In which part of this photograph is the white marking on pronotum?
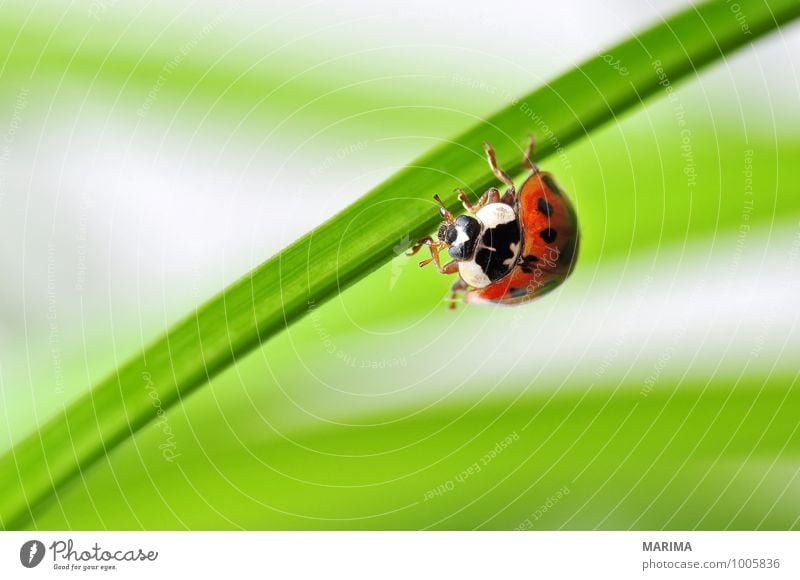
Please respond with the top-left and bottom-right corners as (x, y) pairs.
(459, 260), (491, 288)
(453, 227), (470, 246)
(476, 203), (516, 228)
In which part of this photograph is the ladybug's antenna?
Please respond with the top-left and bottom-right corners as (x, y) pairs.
(433, 194), (454, 223)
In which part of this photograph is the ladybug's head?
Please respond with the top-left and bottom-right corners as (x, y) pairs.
(429, 195), (481, 262)
(437, 215), (480, 261)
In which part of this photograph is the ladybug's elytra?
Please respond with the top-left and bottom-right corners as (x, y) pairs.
(408, 137), (579, 308)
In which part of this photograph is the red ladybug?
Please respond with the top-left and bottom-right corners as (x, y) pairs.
(408, 137), (579, 308)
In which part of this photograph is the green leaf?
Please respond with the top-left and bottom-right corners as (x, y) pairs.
(2, 0), (799, 530)
(31, 374), (800, 530)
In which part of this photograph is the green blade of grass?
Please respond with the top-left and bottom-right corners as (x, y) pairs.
(30, 376), (800, 530)
(2, 0), (799, 530)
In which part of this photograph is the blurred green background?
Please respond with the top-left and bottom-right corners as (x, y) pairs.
(1, 0), (799, 529)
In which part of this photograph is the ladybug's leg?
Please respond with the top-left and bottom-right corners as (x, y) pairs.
(455, 186), (500, 213)
(439, 260), (459, 274)
(407, 236), (437, 258)
(483, 142), (516, 194)
(449, 278), (468, 310)
(522, 133), (540, 174)
(407, 237), (458, 275)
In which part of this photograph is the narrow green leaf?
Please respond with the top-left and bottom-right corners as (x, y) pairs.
(2, 0), (799, 529)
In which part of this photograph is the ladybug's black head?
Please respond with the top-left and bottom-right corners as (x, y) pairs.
(438, 215), (480, 261)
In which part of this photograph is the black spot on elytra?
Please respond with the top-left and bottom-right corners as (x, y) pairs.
(509, 287), (528, 298)
(542, 174), (561, 195)
(540, 228), (557, 244)
(537, 197), (553, 217)
(519, 255), (539, 273)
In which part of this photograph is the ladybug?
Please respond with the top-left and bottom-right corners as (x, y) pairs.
(408, 137), (579, 308)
